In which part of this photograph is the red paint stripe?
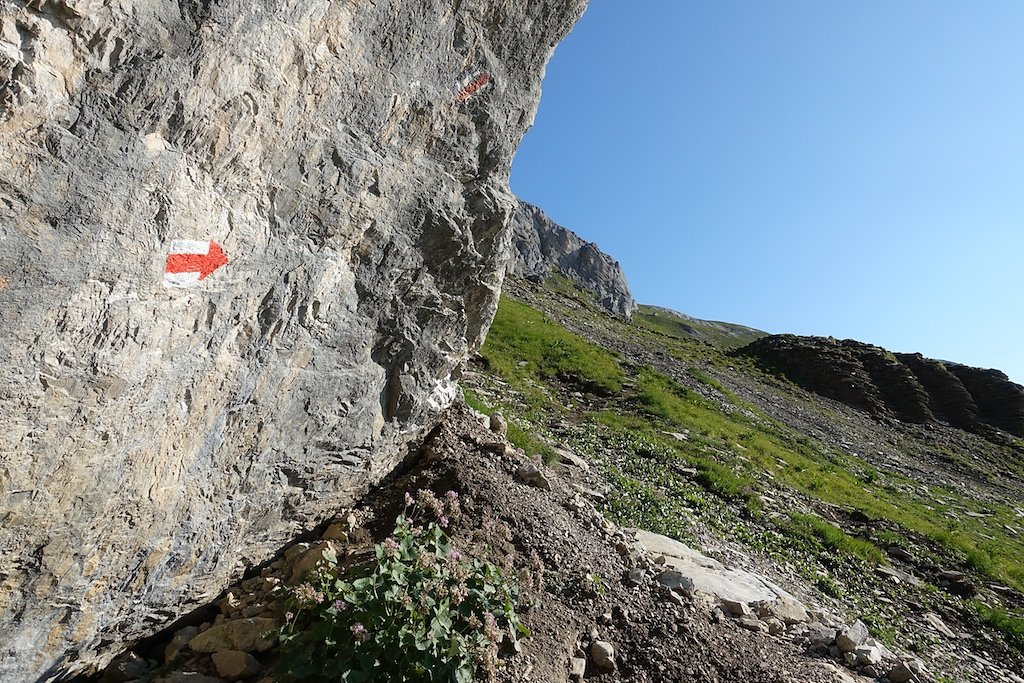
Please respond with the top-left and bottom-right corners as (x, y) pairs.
(457, 72), (491, 102)
(166, 252), (209, 274)
(164, 241), (228, 279)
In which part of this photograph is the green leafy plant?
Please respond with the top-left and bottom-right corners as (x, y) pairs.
(582, 571), (605, 597)
(783, 512), (885, 564)
(278, 490), (528, 682)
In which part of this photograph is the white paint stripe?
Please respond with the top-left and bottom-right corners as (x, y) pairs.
(163, 272), (200, 288)
(456, 71), (483, 90)
(169, 239), (210, 255)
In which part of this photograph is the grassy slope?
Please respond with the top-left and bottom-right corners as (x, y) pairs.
(464, 289), (1024, 674)
(634, 304), (767, 350)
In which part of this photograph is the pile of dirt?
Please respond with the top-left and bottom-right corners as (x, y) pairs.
(95, 402), (861, 683)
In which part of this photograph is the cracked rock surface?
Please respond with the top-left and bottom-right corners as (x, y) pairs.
(0, 0), (586, 679)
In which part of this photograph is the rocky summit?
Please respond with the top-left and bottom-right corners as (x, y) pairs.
(508, 200), (636, 319)
(0, 0), (585, 679)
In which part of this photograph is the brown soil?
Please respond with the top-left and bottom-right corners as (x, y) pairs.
(372, 405), (847, 683)
(111, 403), (863, 683)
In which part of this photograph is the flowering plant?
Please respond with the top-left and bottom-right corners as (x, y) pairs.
(277, 490), (528, 682)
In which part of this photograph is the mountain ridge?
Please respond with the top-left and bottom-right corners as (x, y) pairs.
(508, 200), (637, 319)
(735, 335), (1024, 442)
(516, 209), (1023, 443)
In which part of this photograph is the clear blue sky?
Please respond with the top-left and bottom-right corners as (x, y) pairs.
(510, 2), (1024, 384)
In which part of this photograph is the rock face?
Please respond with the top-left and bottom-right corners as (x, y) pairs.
(735, 336), (1024, 439)
(0, 1), (586, 679)
(508, 200), (636, 318)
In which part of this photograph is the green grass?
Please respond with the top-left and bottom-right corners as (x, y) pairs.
(633, 305), (765, 350)
(784, 512), (884, 564)
(462, 387), (492, 416)
(482, 296), (624, 396)
(975, 603), (1024, 652)
(462, 387), (558, 465)
(476, 295), (1024, 594)
(593, 410), (761, 516)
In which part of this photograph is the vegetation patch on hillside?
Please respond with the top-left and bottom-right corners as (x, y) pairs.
(468, 288), (1024, 672)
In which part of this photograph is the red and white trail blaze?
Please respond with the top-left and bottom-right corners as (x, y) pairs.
(163, 239), (228, 288)
(456, 71), (491, 102)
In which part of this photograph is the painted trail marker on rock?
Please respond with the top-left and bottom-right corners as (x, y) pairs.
(164, 239), (228, 288)
(455, 71), (491, 102)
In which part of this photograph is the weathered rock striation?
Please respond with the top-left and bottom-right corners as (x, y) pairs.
(508, 200), (636, 318)
(735, 335), (1024, 439)
(0, 1), (586, 679)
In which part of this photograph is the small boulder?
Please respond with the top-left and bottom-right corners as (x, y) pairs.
(923, 611), (956, 639)
(590, 640), (616, 671)
(936, 569), (976, 597)
(756, 596), (809, 625)
(289, 541), (337, 583)
(737, 615), (765, 632)
(806, 622), (837, 647)
(218, 590), (242, 616)
(624, 568), (644, 587)
(721, 599), (751, 617)
(164, 626), (200, 662)
(489, 412), (508, 435)
(188, 618), (278, 654)
(212, 651), (261, 680)
(516, 463), (552, 490)
(102, 651), (150, 682)
(888, 662), (916, 683)
(656, 570), (695, 597)
(854, 643), (882, 665)
(569, 656), (587, 680)
(555, 447), (590, 471)
(887, 545), (916, 563)
(836, 620), (869, 653)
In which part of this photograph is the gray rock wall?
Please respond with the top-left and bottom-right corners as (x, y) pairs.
(509, 200), (636, 318)
(0, 1), (586, 679)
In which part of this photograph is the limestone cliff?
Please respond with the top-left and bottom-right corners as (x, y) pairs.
(508, 200), (636, 318)
(0, 0), (586, 679)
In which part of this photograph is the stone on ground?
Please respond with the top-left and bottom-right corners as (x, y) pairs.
(633, 530), (809, 619)
(188, 618), (277, 654)
(836, 620), (869, 653)
(590, 640), (616, 670)
(212, 651), (261, 680)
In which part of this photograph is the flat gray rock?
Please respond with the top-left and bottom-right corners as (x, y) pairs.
(634, 530), (809, 614)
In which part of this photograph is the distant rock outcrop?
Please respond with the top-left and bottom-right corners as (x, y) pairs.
(508, 201), (637, 318)
(735, 336), (1024, 439)
(0, 1), (586, 679)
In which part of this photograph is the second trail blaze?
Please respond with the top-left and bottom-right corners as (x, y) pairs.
(456, 71), (491, 102)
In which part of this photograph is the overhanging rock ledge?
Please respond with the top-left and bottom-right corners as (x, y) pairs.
(0, 0), (587, 679)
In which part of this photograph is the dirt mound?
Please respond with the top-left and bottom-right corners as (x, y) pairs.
(96, 403), (857, 682)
